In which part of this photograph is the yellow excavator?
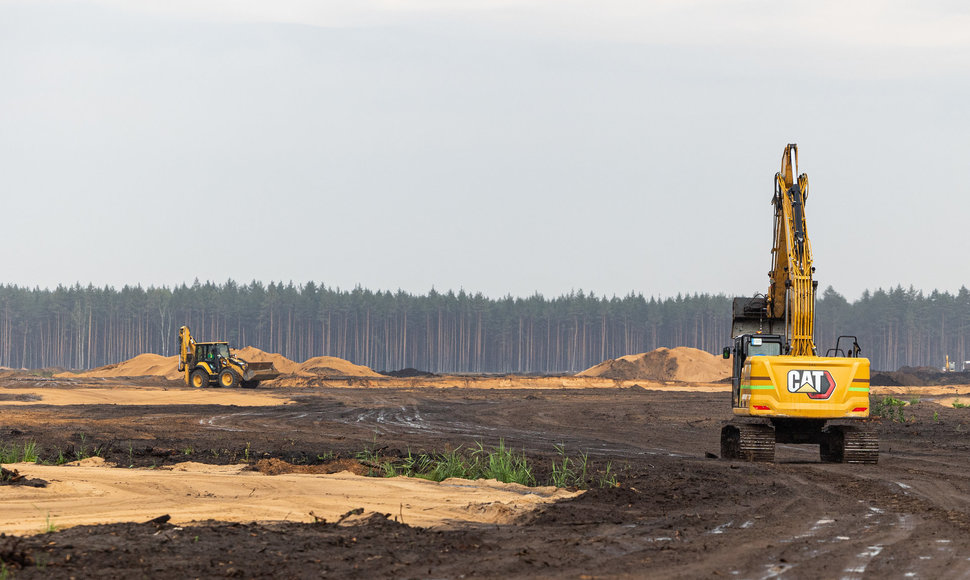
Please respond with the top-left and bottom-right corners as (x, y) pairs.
(177, 326), (280, 388)
(721, 144), (877, 463)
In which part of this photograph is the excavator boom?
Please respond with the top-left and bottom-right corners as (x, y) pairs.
(768, 144), (816, 356)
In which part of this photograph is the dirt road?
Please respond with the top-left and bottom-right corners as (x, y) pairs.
(2, 377), (969, 578)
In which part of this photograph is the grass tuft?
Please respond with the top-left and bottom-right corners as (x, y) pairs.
(872, 396), (906, 422)
(44, 512), (57, 533)
(0, 440), (41, 464)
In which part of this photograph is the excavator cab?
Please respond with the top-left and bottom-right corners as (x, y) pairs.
(726, 334), (784, 407)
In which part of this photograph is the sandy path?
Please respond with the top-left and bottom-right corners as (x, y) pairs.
(0, 387), (291, 406)
(0, 461), (578, 536)
(871, 385), (970, 396)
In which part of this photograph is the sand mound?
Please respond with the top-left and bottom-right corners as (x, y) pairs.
(232, 347), (301, 375)
(297, 356), (382, 378)
(577, 347), (730, 382)
(254, 458), (369, 476)
(55, 353), (182, 381)
(55, 347), (381, 380)
(230, 348), (381, 378)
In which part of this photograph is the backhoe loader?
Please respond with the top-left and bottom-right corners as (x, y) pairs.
(177, 326), (280, 388)
(721, 144), (877, 464)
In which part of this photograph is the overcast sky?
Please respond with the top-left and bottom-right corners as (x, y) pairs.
(2, 1), (968, 300)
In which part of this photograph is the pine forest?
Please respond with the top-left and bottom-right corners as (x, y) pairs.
(0, 281), (966, 373)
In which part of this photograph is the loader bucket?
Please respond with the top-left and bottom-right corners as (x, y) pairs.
(242, 361), (281, 382)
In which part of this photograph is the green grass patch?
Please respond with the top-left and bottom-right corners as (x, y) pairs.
(377, 440), (534, 486)
(0, 440), (40, 464)
(872, 396), (907, 422)
(953, 399), (969, 409)
(361, 439), (618, 489)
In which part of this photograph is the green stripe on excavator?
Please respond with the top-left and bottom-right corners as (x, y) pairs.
(742, 385), (775, 390)
(848, 387), (870, 392)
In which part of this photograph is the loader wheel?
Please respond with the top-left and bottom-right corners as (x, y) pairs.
(218, 369), (240, 388)
(190, 369), (209, 388)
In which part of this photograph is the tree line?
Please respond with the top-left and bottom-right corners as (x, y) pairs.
(0, 281), (965, 373)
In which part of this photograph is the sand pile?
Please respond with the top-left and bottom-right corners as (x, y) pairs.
(577, 347), (731, 382)
(297, 356), (382, 378)
(56, 347), (382, 380)
(56, 354), (183, 381)
(232, 347), (301, 375)
(231, 348), (382, 377)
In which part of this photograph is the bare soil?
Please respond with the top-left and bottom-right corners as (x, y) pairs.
(2, 376), (970, 578)
(872, 366), (970, 386)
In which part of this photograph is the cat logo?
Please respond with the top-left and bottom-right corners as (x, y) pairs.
(786, 369), (837, 400)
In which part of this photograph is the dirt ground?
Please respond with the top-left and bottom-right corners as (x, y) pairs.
(3, 376), (970, 578)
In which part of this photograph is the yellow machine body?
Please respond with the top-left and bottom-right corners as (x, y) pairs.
(177, 325), (279, 388)
(722, 145), (877, 463)
(735, 355), (870, 419)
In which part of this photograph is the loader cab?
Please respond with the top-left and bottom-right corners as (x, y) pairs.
(195, 342), (231, 366)
(723, 334), (784, 406)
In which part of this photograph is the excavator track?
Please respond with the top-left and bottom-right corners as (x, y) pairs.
(820, 425), (878, 464)
(720, 423), (775, 462)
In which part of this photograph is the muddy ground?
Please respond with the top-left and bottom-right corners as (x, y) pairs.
(2, 377), (970, 578)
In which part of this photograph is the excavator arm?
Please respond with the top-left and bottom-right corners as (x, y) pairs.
(767, 144), (817, 356)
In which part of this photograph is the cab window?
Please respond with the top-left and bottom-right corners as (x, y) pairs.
(747, 338), (781, 356)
